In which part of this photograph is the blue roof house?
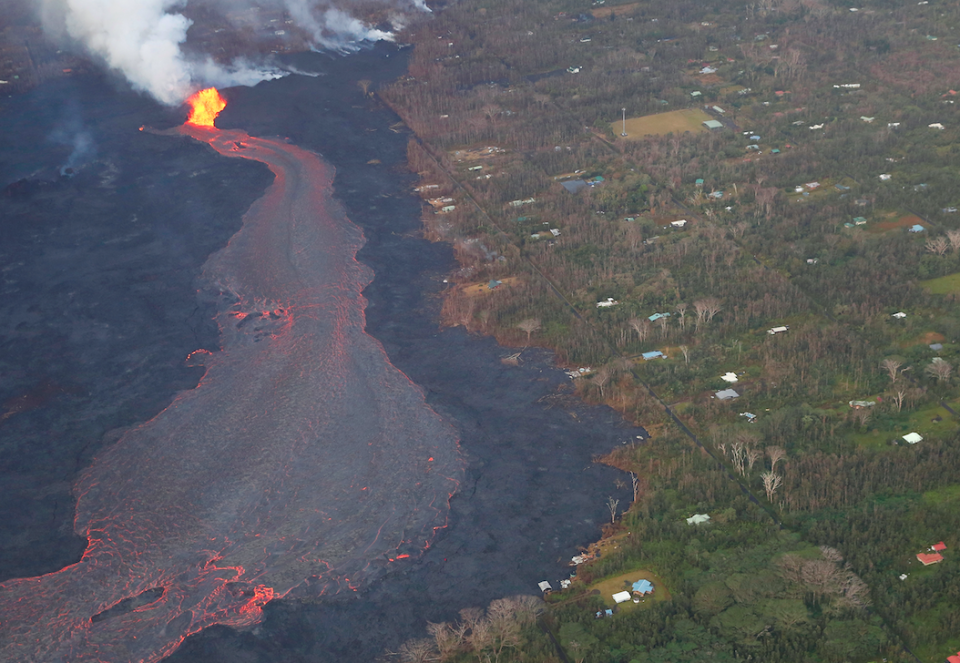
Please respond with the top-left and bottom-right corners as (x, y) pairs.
(632, 579), (654, 594)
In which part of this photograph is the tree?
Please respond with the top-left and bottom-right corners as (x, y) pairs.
(880, 358), (902, 383)
(761, 472), (782, 501)
(746, 447), (762, 472)
(397, 638), (437, 663)
(607, 496), (619, 523)
(730, 442), (747, 475)
(517, 318), (541, 343)
(925, 358), (952, 383)
(925, 236), (949, 256)
(628, 317), (650, 343)
(948, 229), (960, 252)
(766, 446), (786, 470)
(358, 79), (373, 96)
(591, 364), (614, 399)
(679, 344), (690, 364)
(676, 302), (688, 330)
(892, 388), (906, 412)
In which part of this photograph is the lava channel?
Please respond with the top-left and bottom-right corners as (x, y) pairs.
(0, 124), (462, 663)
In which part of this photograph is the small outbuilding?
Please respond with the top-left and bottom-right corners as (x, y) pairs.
(686, 513), (711, 525)
(538, 581), (553, 594)
(721, 372), (738, 383)
(612, 591), (633, 604)
(903, 432), (923, 444)
(716, 389), (739, 400)
(703, 119), (724, 130)
(642, 351), (666, 361)
(932, 541), (947, 552)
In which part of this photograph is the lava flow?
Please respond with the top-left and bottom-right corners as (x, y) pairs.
(185, 87), (227, 127)
(0, 125), (462, 662)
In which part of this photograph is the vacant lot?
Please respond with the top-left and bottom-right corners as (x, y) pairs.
(614, 109), (713, 139)
(920, 272), (960, 295)
(591, 2), (641, 18)
(867, 213), (924, 234)
(590, 569), (670, 612)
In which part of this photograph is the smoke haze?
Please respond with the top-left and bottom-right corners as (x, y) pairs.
(38, 0), (424, 105)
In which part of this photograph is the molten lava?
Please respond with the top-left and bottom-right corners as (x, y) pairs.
(186, 88), (226, 127)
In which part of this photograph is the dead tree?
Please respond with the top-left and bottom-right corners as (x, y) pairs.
(516, 318), (541, 344)
(675, 302), (688, 330)
(766, 446), (786, 470)
(631, 472), (640, 501)
(880, 358), (902, 384)
(607, 496), (620, 523)
(628, 317), (650, 343)
(746, 447), (762, 472)
(761, 472), (782, 501)
(926, 236), (950, 256)
(948, 229), (960, 252)
(730, 442), (747, 476)
(893, 389), (907, 412)
(679, 345), (690, 365)
(925, 358), (952, 383)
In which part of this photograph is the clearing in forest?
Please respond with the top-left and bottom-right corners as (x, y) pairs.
(591, 2), (641, 18)
(867, 213), (924, 234)
(614, 109), (712, 139)
(920, 272), (960, 295)
(590, 569), (671, 612)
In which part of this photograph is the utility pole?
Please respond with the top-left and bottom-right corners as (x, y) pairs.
(621, 107), (627, 136)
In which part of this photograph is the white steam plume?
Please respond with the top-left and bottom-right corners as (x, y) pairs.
(39, 0), (428, 105)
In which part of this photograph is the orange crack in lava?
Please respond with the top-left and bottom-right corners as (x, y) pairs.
(185, 88), (226, 127)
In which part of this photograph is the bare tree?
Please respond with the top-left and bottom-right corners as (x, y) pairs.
(397, 638), (438, 663)
(892, 388), (907, 412)
(703, 297), (722, 322)
(766, 446), (786, 470)
(679, 345), (690, 365)
(926, 236), (950, 256)
(819, 545), (844, 563)
(657, 315), (669, 339)
(516, 318), (541, 344)
(628, 317), (650, 343)
(607, 496), (620, 523)
(925, 358), (952, 383)
(746, 447), (762, 472)
(358, 79), (373, 96)
(631, 472), (640, 501)
(693, 300), (709, 332)
(948, 229), (960, 252)
(761, 472), (782, 501)
(730, 442), (747, 476)
(591, 364), (614, 399)
(880, 358), (902, 383)
(675, 302), (688, 331)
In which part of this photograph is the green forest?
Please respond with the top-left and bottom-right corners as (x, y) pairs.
(377, 0), (960, 659)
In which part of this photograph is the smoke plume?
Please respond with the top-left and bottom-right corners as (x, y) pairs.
(38, 0), (425, 105)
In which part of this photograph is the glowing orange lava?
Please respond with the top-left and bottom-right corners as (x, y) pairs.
(185, 88), (227, 127)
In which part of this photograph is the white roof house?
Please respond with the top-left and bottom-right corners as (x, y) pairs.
(686, 514), (711, 525)
(716, 389), (739, 400)
(721, 372), (738, 383)
(612, 591), (633, 604)
(671, 219), (687, 228)
(597, 298), (620, 308)
(538, 581), (553, 593)
(929, 123), (945, 130)
(892, 312), (907, 319)
(903, 432), (923, 444)
(768, 326), (789, 334)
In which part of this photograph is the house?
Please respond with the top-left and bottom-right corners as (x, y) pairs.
(587, 176), (605, 185)
(909, 224), (925, 232)
(892, 312), (907, 318)
(806, 182), (820, 189)
(550, 228), (561, 237)
(849, 400), (875, 409)
(538, 581), (553, 594)
(632, 579), (654, 596)
(509, 198), (536, 207)
(768, 326), (789, 334)
(695, 178), (704, 186)
(929, 123), (945, 130)
(712, 105), (726, 114)
(440, 205), (457, 213)
(903, 432), (923, 444)
(708, 191), (724, 199)
(686, 513), (711, 525)
(642, 350), (665, 361)
(597, 298), (620, 308)
(671, 219), (688, 228)
(721, 372), (738, 383)
(562, 179), (588, 193)
(948, 652), (960, 663)
(771, 148), (781, 154)
(879, 174), (891, 181)
(888, 122), (900, 128)
(648, 312), (671, 322)
(930, 343), (943, 351)
(488, 280), (502, 290)
(740, 412), (757, 422)
(566, 66), (581, 74)
(853, 217), (867, 225)
(860, 116), (875, 123)
(932, 541), (947, 552)
(917, 552), (943, 566)
(703, 119), (724, 130)
(612, 591), (633, 604)
(750, 134), (761, 141)
(807, 258), (818, 264)
(691, 90), (702, 97)
(560, 579), (572, 589)
(716, 388), (739, 400)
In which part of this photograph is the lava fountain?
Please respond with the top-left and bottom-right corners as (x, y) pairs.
(185, 87), (227, 127)
(0, 112), (462, 662)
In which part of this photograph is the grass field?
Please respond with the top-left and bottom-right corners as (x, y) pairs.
(867, 213), (924, 234)
(853, 404), (959, 449)
(590, 569), (670, 612)
(614, 109), (713, 139)
(920, 272), (960, 295)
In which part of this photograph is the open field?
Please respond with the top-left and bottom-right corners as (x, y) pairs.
(614, 109), (712, 139)
(590, 569), (670, 612)
(591, 2), (641, 18)
(920, 272), (960, 295)
(867, 213), (924, 234)
(853, 404), (959, 449)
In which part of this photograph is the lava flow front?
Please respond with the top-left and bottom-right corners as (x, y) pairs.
(185, 87), (227, 127)
(0, 126), (462, 662)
